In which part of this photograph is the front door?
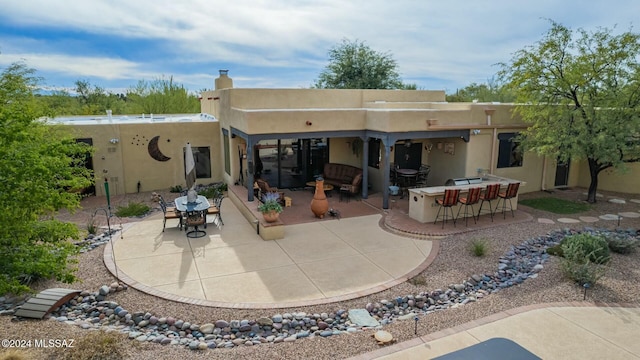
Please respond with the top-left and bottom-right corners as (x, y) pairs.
(554, 159), (570, 187)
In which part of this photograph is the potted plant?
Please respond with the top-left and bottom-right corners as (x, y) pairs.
(257, 192), (283, 223)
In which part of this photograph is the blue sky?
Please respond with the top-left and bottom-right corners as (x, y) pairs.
(1, 0), (638, 95)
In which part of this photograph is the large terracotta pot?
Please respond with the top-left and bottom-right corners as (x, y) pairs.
(310, 178), (329, 218)
(262, 210), (280, 223)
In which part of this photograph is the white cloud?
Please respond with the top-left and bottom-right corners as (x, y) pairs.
(1, 0), (639, 91)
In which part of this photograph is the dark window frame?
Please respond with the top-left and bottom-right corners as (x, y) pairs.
(497, 133), (523, 168)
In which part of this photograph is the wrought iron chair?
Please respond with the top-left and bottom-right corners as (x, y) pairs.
(158, 194), (182, 231)
(207, 195), (225, 226)
(495, 182), (521, 219)
(414, 165), (430, 188)
(184, 210), (206, 238)
(477, 183), (501, 222)
(434, 188), (461, 229)
(456, 187), (482, 226)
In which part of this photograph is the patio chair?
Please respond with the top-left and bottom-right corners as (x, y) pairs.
(158, 195), (182, 231)
(207, 194), (224, 226)
(495, 182), (521, 219)
(456, 187), (482, 226)
(434, 188), (460, 229)
(255, 178), (285, 205)
(477, 183), (501, 222)
(184, 210), (206, 238)
(414, 165), (430, 188)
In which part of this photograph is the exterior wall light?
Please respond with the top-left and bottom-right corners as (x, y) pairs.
(109, 138), (120, 144)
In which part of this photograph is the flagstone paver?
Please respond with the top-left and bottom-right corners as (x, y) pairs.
(600, 214), (622, 221)
(578, 216), (600, 223)
(630, 199), (640, 204)
(537, 218), (555, 224)
(619, 212), (640, 218)
(608, 198), (626, 204)
(557, 218), (581, 224)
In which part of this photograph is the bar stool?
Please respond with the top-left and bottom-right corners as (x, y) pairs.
(434, 188), (460, 228)
(456, 187), (482, 226)
(495, 182), (521, 219)
(477, 183), (501, 222)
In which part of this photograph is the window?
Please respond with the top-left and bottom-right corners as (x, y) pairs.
(185, 146), (212, 178)
(368, 138), (381, 168)
(497, 133), (523, 168)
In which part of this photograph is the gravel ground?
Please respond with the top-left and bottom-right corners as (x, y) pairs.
(1, 188), (639, 360)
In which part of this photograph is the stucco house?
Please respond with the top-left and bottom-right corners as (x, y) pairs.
(52, 71), (640, 211)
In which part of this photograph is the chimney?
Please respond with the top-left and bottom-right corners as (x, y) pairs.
(215, 69), (233, 90)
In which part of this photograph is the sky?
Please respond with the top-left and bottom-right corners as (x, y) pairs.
(0, 0), (638, 95)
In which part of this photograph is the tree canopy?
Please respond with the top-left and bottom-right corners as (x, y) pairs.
(314, 39), (414, 89)
(0, 62), (93, 294)
(498, 21), (640, 202)
(446, 78), (515, 102)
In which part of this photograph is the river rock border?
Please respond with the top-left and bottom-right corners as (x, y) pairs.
(1, 227), (638, 351)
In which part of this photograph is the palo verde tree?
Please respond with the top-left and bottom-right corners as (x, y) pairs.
(127, 76), (201, 114)
(314, 39), (414, 89)
(0, 62), (94, 294)
(498, 21), (640, 203)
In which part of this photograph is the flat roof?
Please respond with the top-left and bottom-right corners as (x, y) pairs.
(46, 113), (217, 125)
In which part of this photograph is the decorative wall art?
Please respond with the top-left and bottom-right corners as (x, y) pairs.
(444, 142), (455, 155)
(147, 135), (172, 162)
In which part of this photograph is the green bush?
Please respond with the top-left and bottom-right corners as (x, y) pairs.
(606, 233), (639, 254)
(561, 233), (610, 264)
(561, 257), (606, 286)
(169, 185), (183, 193)
(115, 202), (150, 217)
(546, 244), (564, 257)
(470, 238), (488, 257)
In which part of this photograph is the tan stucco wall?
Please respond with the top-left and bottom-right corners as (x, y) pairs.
(68, 121), (222, 196)
(573, 160), (640, 195)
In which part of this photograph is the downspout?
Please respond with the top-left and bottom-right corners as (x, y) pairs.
(485, 108), (497, 174)
(540, 156), (548, 191)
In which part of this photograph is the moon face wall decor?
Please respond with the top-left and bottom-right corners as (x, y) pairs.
(147, 135), (172, 162)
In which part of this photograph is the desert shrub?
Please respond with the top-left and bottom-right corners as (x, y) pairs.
(115, 202), (150, 218)
(86, 215), (98, 235)
(561, 257), (606, 286)
(408, 275), (427, 287)
(560, 233), (609, 286)
(606, 233), (639, 254)
(0, 349), (32, 360)
(470, 238), (488, 257)
(169, 185), (183, 193)
(54, 330), (129, 360)
(546, 244), (564, 257)
(561, 233), (610, 264)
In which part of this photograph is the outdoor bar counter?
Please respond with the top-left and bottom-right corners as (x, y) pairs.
(408, 175), (524, 223)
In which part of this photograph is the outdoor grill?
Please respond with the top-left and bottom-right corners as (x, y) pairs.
(445, 177), (483, 186)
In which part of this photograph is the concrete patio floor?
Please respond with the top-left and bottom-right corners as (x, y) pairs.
(355, 304), (640, 360)
(104, 197), (436, 309)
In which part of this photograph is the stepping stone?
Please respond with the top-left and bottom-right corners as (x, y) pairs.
(600, 214), (621, 221)
(608, 198), (626, 204)
(538, 218), (555, 224)
(619, 212), (640, 218)
(578, 216), (600, 223)
(583, 192), (604, 198)
(630, 199), (640, 204)
(557, 218), (580, 224)
(348, 309), (380, 327)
